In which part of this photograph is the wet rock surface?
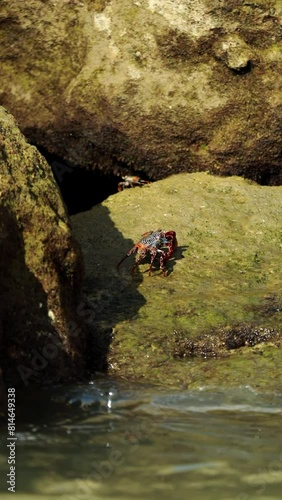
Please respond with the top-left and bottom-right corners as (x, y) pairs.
(71, 173), (282, 388)
(0, 1), (282, 183)
(0, 107), (85, 386)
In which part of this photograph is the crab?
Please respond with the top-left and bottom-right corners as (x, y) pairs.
(118, 175), (151, 191)
(117, 229), (177, 276)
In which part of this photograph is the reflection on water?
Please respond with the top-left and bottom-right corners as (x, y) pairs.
(1, 379), (282, 500)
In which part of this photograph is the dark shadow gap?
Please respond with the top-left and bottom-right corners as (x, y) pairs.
(36, 147), (282, 216)
(37, 148), (152, 215)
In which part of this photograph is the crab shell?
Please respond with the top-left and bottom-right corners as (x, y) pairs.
(117, 229), (177, 276)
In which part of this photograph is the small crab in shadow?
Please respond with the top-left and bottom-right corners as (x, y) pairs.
(117, 175), (151, 191)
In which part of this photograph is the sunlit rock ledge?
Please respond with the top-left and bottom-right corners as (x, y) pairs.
(72, 172), (282, 388)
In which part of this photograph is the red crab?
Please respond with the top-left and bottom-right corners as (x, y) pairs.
(117, 229), (177, 276)
(118, 175), (151, 191)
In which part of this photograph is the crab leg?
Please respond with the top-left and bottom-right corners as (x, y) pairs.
(131, 249), (147, 275)
(148, 247), (159, 276)
(117, 245), (138, 271)
(158, 250), (168, 277)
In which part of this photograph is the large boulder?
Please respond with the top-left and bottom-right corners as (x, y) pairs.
(0, 107), (85, 387)
(0, 0), (282, 183)
(71, 173), (282, 388)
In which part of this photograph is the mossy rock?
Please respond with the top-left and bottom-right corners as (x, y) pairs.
(72, 173), (282, 389)
(1, 1), (282, 182)
(0, 106), (85, 386)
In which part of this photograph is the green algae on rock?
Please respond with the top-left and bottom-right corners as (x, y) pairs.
(0, 107), (85, 385)
(71, 172), (282, 388)
(1, 1), (282, 183)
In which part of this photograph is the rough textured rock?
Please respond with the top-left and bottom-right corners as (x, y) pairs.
(0, 107), (85, 386)
(0, 0), (282, 183)
(71, 173), (282, 388)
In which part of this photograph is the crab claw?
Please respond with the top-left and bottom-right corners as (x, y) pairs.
(164, 231), (178, 259)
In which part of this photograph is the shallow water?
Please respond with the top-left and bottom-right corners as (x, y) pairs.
(1, 378), (282, 499)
